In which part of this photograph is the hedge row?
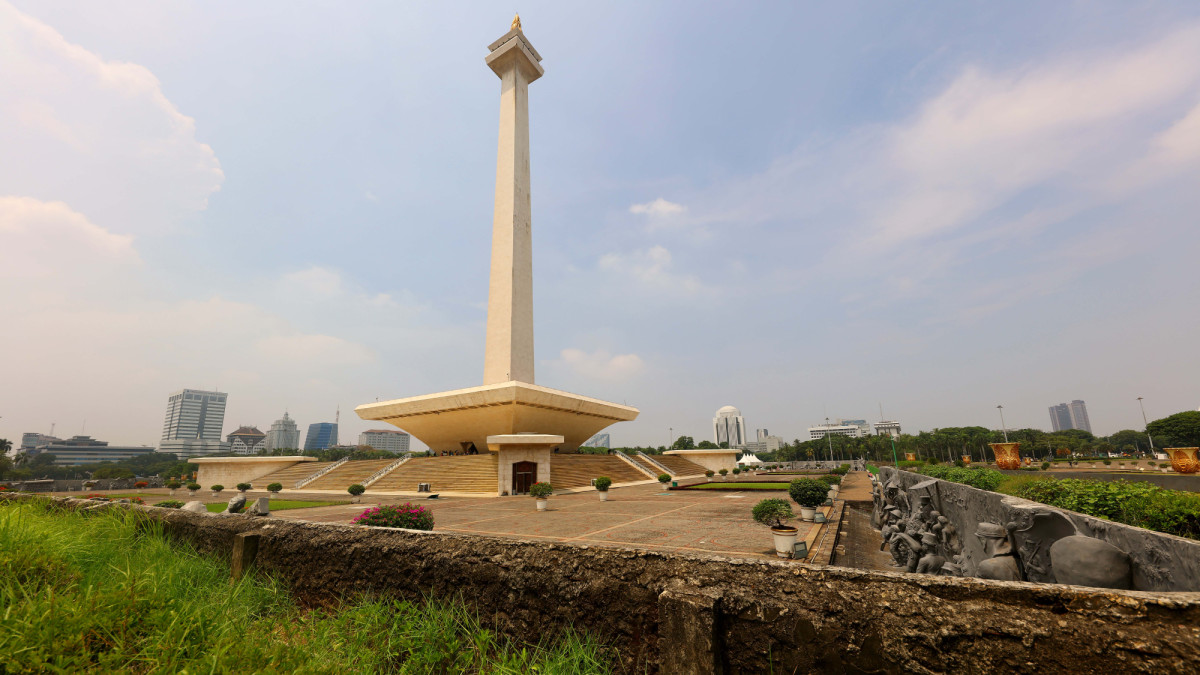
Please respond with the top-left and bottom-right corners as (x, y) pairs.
(914, 465), (1006, 491)
(1006, 478), (1200, 540)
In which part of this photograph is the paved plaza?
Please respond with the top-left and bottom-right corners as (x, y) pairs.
(274, 482), (817, 560)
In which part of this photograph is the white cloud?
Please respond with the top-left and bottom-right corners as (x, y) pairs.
(0, 2), (223, 235)
(597, 245), (701, 294)
(555, 348), (645, 381)
(0, 197), (138, 279)
(256, 334), (374, 367)
(630, 198), (686, 217)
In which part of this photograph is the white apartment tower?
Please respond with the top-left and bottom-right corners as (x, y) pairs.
(359, 429), (411, 454)
(264, 412), (302, 452)
(713, 406), (747, 448)
(159, 388), (229, 456)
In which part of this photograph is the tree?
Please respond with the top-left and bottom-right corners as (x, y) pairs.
(0, 438), (11, 455)
(1147, 411), (1200, 448)
(672, 436), (696, 450)
(696, 440), (718, 449)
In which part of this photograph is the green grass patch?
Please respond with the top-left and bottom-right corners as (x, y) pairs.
(202, 499), (349, 513)
(684, 482), (789, 490)
(0, 499), (612, 673)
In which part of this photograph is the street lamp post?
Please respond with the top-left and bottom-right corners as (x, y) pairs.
(825, 417), (834, 463)
(1137, 397), (1155, 456)
(996, 405), (1009, 443)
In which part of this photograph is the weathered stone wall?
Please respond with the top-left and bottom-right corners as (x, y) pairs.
(9, 494), (1200, 674)
(875, 467), (1200, 592)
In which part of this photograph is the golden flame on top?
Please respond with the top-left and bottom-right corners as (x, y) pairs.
(511, 13), (522, 31)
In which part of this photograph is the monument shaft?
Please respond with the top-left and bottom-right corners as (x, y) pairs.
(483, 28), (543, 385)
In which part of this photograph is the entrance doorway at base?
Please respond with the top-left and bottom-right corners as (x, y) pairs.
(512, 461), (537, 495)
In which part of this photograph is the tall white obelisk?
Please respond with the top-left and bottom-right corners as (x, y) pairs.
(483, 14), (543, 386)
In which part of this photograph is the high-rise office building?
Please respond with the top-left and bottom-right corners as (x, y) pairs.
(227, 426), (267, 455)
(304, 422), (338, 451)
(264, 412), (301, 451)
(713, 406), (747, 448)
(1049, 400), (1091, 434)
(359, 429), (411, 453)
(159, 388), (229, 456)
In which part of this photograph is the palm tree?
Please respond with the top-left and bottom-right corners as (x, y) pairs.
(0, 438), (11, 456)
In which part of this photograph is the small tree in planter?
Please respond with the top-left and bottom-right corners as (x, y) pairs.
(352, 503), (434, 530)
(752, 498), (797, 559)
(657, 473), (671, 487)
(236, 483), (252, 494)
(732, 467), (742, 477)
(1102, 459), (1112, 467)
(594, 476), (612, 501)
(134, 481), (148, 489)
(718, 468), (729, 481)
(210, 485), (224, 497)
(186, 483), (201, 497)
(348, 484), (366, 503)
(165, 481), (181, 497)
(267, 483), (283, 499)
(530, 481), (553, 511)
(788, 478), (828, 521)
(705, 470), (715, 482)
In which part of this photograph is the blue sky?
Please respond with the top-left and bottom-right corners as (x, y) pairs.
(2, 1), (1199, 449)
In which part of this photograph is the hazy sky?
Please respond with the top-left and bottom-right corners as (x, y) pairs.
(3, 1), (1199, 450)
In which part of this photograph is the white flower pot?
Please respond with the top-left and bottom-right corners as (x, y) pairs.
(210, 491), (221, 498)
(800, 506), (816, 522)
(536, 499), (547, 511)
(351, 496), (361, 503)
(598, 492), (608, 502)
(168, 489), (177, 497)
(827, 489), (837, 500)
(269, 493), (278, 500)
(772, 527), (798, 559)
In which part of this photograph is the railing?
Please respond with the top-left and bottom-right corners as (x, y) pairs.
(614, 451), (657, 479)
(362, 457), (409, 488)
(294, 457), (349, 489)
(636, 451), (673, 477)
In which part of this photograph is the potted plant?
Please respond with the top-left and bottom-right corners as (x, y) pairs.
(732, 467), (742, 477)
(236, 482), (252, 494)
(186, 482), (201, 498)
(788, 478), (828, 522)
(165, 480), (181, 497)
(348, 484), (366, 503)
(594, 476), (612, 501)
(718, 468), (729, 481)
(210, 484), (224, 498)
(267, 482), (283, 499)
(752, 498), (797, 559)
(134, 481), (148, 489)
(705, 470), (715, 482)
(657, 473), (671, 487)
(530, 481), (553, 511)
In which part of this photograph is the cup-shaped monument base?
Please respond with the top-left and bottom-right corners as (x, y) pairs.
(990, 442), (1021, 470)
(1168, 448), (1200, 474)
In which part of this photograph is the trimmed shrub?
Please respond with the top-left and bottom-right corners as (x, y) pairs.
(186, 483), (201, 492)
(752, 498), (794, 528)
(348, 484), (366, 496)
(267, 483), (283, 494)
(657, 474), (671, 484)
(817, 474), (842, 487)
(718, 469), (728, 476)
(156, 500), (184, 509)
(1103, 459), (1112, 465)
(594, 476), (612, 492)
(352, 503), (434, 530)
(788, 478), (828, 508)
(705, 470), (715, 478)
(897, 460), (923, 469)
(529, 482), (553, 499)
(236, 483), (252, 491)
(1041, 462), (1051, 471)
(916, 465), (1006, 492)
(1008, 478), (1200, 540)
(732, 468), (742, 476)
(134, 481), (148, 489)
(165, 481), (181, 490)
(210, 485), (224, 492)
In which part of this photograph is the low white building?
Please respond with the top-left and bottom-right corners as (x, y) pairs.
(809, 422), (865, 440)
(359, 429), (411, 454)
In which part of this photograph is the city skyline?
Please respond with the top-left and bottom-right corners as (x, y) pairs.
(3, 2), (1199, 450)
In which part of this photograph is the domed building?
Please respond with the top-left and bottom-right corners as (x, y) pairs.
(713, 405), (747, 449)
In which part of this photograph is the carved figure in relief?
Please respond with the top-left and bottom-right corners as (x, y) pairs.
(916, 532), (947, 575)
(975, 522), (1022, 581)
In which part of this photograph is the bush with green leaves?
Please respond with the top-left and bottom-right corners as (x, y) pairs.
(529, 482), (553, 499)
(732, 468), (741, 476)
(1006, 478), (1200, 540)
(186, 483), (201, 491)
(897, 460), (923, 469)
(348, 484), (366, 496)
(832, 464), (851, 475)
(165, 481), (181, 490)
(155, 500), (184, 509)
(267, 483), (283, 493)
(788, 478), (828, 508)
(705, 470), (715, 478)
(1041, 462), (1051, 471)
(718, 469), (728, 476)
(236, 483), (252, 491)
(1103, 459), (1112, 465)
(657, 474), (671, 484)
(352, 503), (434, 531)
(593, 476), (612, 492)
(817, 474), (841, 487)
(751, 498), (794, 529)
(210, 485), (224, 492)
(916, 465), (1006, 492)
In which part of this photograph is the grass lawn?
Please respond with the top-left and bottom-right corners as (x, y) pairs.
(686, 482), (789, 490)
(0, 499), (612, 673)
(203, 499), (349, 513)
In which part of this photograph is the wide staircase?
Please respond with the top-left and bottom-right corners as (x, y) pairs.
(368, 455), (498, 494)
(301, 459), (396, 491)
(550, 454), (653, 490)
(634, 455), (665, 476)
(656, 455), (708, 477)
(254, 461), (333, 488)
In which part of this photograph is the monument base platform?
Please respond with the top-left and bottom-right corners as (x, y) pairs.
(355, 380), (639, 454)
(663, 449), (739, 473)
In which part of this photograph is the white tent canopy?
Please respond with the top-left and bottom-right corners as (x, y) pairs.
(738, 452), (763, 465)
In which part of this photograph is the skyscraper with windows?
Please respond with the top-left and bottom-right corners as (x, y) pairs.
(359, 429), (411, 453)
(159, 388), (229, 456)
(1049, 400), (1091, 434)
(713, 406), (747, 448)
(304, 422), (338, 451)
(264, 412), (301, 451)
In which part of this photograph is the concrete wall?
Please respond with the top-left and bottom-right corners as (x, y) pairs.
(15, 494), (1200, 674)
(192, 456), (313, 487)
(877, 467), (1200, 593)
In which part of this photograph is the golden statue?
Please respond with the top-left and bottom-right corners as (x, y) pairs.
(511, 13), (522, 31)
